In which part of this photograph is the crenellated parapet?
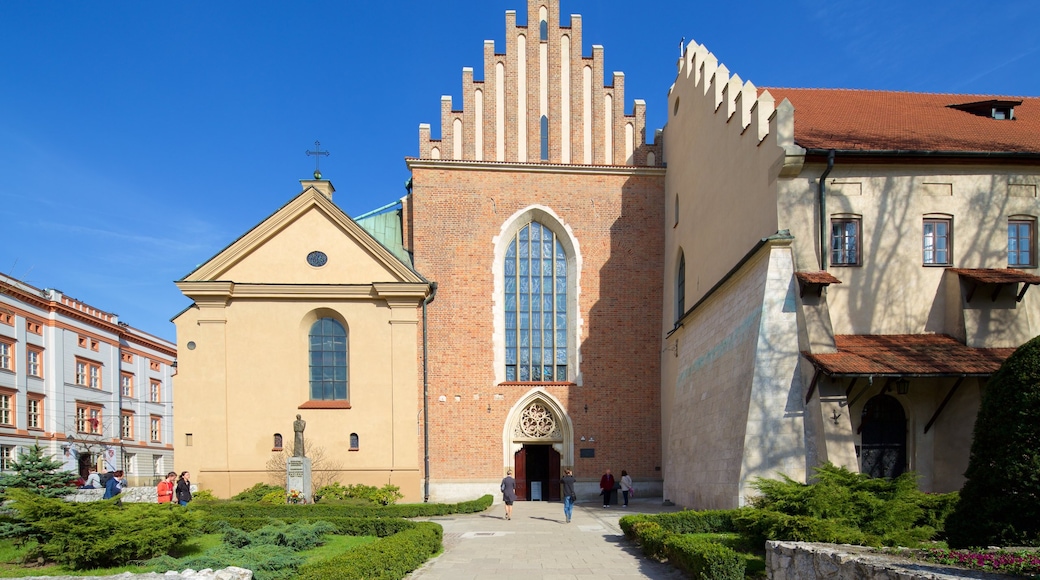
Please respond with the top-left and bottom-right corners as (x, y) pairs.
(666, 39), (804, 173)
(418, 0), (661, 167)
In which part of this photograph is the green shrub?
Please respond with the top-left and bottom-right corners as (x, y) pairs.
(260, 490), (288, 504)
(644, 509), (740, 534)
(946, 334), (1040, 549)
(296, 521), (442, 580)
(631, 520), (668, 558)
(0, 444), (76, 501)
(232, 483), (284, 502)
(171, 543), (303, 580)
(663, 534), (745, 580)
(745, 463), (956, 547)
(199, 494), (493, 521)
(5, 489), (201, 569)
(205, 515), (417, 537)
(313, 482), (405, 506)
(191, 489), (218, 502)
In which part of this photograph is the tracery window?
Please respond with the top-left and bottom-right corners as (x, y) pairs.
(504, 222), (567, 382)
(309, 318), (348, 400)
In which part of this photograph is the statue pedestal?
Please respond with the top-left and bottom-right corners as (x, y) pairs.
(286, 457), (312, 503)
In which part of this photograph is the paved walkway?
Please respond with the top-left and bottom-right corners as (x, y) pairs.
(408, 497), (687, 579)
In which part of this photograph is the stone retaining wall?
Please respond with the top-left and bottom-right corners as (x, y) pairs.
(67, 485), (196, 503)
(766, 542), (1012, 580)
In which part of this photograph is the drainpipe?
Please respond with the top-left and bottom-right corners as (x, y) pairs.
(818, 150), (836, 269)
(422, 282), (438, 502)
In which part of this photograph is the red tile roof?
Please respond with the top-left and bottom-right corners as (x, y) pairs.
(796, 271), (842, 285)
(764, 88), (1040, 154)
(948, 268), (1040, 285)
(803, 334), (1014, 376)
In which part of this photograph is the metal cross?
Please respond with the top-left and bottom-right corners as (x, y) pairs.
(305, 140), (330, 179)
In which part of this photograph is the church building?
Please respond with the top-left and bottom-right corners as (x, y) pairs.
(173, 0), (1040, 507)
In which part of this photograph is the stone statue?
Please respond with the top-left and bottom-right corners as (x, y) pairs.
(293, 414), (306, 457)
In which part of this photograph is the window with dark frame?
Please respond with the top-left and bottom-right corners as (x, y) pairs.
(1009, 219), (1035, 267)
(831, 218), (861, 266)
(309, 318), (348, 400)
(504, 221), (568, 382)
(923, 218), (951, 265)
(676, 253), (686, 321)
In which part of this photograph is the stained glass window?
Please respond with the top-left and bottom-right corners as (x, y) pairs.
(505, 222), (567, 381)
(309, 318), (348, 400)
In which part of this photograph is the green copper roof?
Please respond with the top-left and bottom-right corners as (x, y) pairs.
(354, 201), (412, 266)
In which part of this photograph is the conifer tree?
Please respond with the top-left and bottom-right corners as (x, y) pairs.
(0, 443), (76, 499)
(945, 335), (1040, 548)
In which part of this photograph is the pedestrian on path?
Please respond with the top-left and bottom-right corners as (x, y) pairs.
(600, 468), (615, 507)
(620, 469), (633, 507)
(500, 468), (516, 520)
(561, 468), (576, 523)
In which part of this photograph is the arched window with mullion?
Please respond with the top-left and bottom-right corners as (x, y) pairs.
(505, 222), (567, 382)
(309, 318), (348, 400)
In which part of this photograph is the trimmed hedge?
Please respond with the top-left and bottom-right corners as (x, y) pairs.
(196, 494), (493, 520)
(296, 521), (442, 580)
(663, 534), (745, 580)
(203, 516), (419, 537)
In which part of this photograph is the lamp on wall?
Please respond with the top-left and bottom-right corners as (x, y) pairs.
(831, 409), (842, 425)
(896, 378), (910, 395)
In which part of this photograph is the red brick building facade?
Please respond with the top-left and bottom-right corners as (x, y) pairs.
(404, 0), (666, 500)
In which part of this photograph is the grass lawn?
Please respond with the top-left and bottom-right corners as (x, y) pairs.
(0, 533), (378, 578)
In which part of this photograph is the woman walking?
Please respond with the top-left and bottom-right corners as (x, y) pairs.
(500, 468), (516, 520)
(175, 471), (193, 506)
(561, 469), (576, 523)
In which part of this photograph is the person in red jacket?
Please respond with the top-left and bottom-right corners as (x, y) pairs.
(599, 468), (615, 507)
(156, 471), (176, 504)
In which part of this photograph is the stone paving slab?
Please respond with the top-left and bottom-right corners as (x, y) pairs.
(408, 498), (687, 579)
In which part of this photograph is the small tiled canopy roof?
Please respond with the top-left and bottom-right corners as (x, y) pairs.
(764, 88), (1040, 154)
(795, 271), (842, 285)
(947, 268), (1040, 285)
(803, 334), (1015, 376)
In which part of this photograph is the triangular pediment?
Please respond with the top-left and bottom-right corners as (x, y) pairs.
(180, 185), (424, 285)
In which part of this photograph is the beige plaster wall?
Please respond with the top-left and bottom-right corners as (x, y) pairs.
(779, 164), (1040, 344)
(174, 188), (427, 501)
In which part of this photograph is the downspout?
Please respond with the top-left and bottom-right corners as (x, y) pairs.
(421, 281), (438, 502)
(818, 149), (836, 269)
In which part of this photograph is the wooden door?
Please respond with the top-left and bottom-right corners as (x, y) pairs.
(548, 447), (561, 501)
(513, 447), (527, 500)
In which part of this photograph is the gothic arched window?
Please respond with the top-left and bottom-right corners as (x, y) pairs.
(505, 221), (567, 382)
(309, 318), (348, 400)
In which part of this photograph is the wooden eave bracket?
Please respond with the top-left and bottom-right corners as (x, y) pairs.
(924, 376), (966, 434)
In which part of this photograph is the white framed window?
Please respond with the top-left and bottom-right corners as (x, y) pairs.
(27, 347), (42, 378)
(150, 416), (161, 442)
(121, 412), (133, 439)
(121, 373), (134, 398)
(27, 397), (41, 429)
(75, 359), (102, 388)
(0, 446), (12, 471)
(150, 380), (161, 403)
(0, 393), (12, 426)
(123, 452), (136, 475)
(1009, 218), (1036, 267)
(831, 217), (862, 266)
(0, 340), (12, 372)
(923, 217), (952, 265)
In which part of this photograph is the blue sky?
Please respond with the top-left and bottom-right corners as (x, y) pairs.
(2, 0), (1038, 343)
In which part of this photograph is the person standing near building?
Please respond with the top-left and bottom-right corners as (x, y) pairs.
(599, 468), (615, 507)
(620, 469), (633, 507)
(561, 469), (576, 523)
(157, 471), (176, 504)
(500, 468), (516, 520)
(175, 471), (193, 506)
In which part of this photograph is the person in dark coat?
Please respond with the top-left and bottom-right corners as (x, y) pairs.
(500, 468), (516, 520)
(175, 471), (193, 506)
(561, 468), (577, 523)
(599, 468), (615, 507)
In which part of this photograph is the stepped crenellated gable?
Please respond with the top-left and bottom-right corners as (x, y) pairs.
(668, 39), (802, 166)
(418, 0), (661, 167)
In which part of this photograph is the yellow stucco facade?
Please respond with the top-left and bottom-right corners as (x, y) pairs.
(173, 181), (430, 500)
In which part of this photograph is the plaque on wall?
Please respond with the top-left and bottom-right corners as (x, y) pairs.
(579, 448), (595, 458)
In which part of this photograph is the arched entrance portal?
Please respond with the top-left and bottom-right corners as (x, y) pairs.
(859, 394), (907, 479)
(504, 392), (572, 501)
